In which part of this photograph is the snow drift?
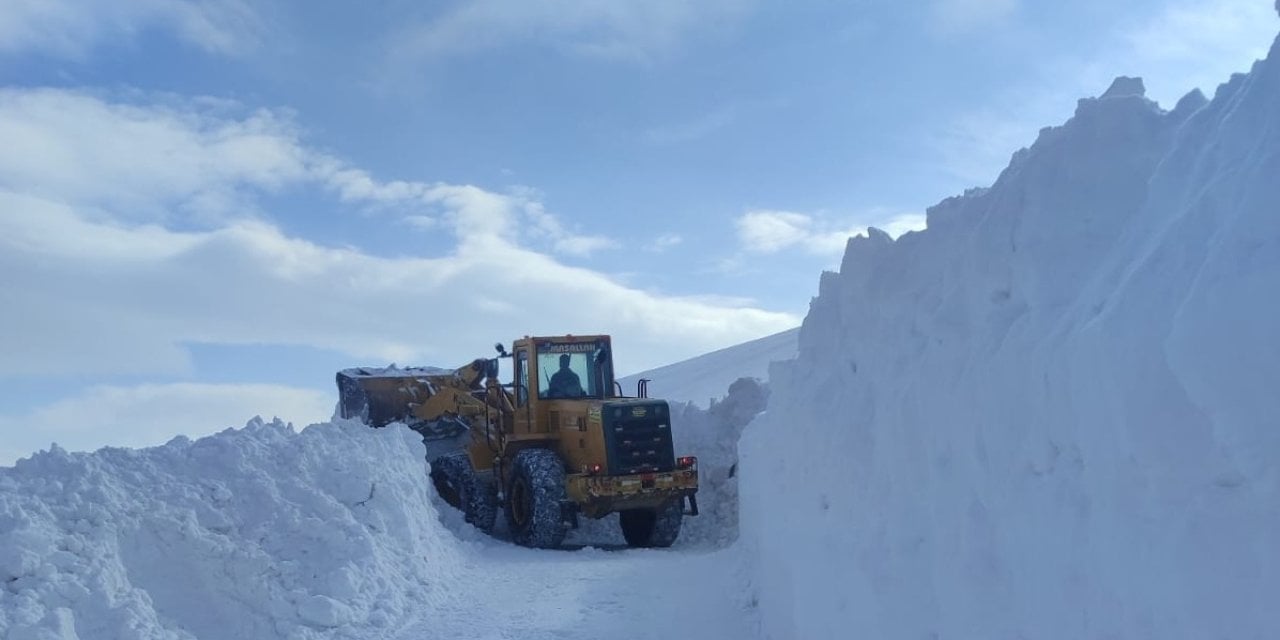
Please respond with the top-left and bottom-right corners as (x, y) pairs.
(0, 418), (464, 640)
(740, 30), (1280, 640)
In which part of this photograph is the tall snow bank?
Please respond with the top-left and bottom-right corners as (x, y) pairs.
(740, 33), (1280, 640)
(0, 418), (464, 640)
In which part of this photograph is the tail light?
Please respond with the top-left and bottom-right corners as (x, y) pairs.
(677, 456), (697, 470)
(586, 463), (603, 475)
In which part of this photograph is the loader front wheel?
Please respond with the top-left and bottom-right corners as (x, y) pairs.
(429, 451), (497, 533)
(620, 499), (683, 548)
(505, 448), (568, 549)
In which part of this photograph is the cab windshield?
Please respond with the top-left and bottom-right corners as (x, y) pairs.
(537, 341), (612, 399)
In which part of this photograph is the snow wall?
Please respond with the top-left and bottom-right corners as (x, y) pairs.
(739, 32), (1280, 640)
(0, 418), (465, 640)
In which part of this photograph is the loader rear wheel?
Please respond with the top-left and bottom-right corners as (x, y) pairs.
(429, 451), (497, 533)
(504, 449), (568, 549)
(620, 499), (683, 548)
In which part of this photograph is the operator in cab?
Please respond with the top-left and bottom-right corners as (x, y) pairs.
(547, 354), (586, 398)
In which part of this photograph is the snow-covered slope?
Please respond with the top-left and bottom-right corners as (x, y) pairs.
(0, 418), (467, 639)
(619, 327), (797, 407)
(0, 418), (756, 640)
(740, 30), (1280, 640)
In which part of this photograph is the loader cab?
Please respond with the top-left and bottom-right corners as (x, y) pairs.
(511, 335), (616, 407)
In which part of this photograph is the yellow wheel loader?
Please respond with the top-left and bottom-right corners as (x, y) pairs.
(336, 335), (699, 549)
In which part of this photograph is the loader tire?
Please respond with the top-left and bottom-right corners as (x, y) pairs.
(620, 499), (683, 548)
(429, 451), (497, 533)
(505, 448), (569, 549)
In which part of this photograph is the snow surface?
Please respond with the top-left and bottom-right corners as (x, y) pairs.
(0, 418), (756, 639)
(739, 33), (1280, 640)
(1, 418), (466, 639)
(6, 25), (1280, 640)
(619, 327), (797, 407)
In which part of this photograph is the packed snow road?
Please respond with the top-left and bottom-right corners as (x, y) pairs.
(401, 510), (758, 640)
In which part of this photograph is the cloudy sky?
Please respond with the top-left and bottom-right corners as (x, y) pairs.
(2, 0), (1276, 463)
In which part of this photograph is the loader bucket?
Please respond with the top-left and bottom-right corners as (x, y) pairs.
(335, 364), (491, 446)
(336, 365), (450, 428)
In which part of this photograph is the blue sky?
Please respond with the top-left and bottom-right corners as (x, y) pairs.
(1, 0), (1277, 463)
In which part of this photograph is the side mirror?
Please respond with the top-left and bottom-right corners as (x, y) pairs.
(494, 342), (508, 357)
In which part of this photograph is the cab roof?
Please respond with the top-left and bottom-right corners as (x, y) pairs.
(514, 334), (612, 346)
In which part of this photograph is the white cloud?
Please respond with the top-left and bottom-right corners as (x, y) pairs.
(553, 235), (618, 256)
(930, 0), (1018, 34)
(644, 107), (738, 145)
(520, 199), (619, 256)
(0, 88), (613, 251)
(392, 0), (751, 63)
(0, 383), (333, 465)
(737, 210), (815, 254)
(0, 203), (796, 376)
(736, 209), (925, 255)
(0, 88), (798, 383)
(1123, 0), (1276, 106)
(648, 234), (684, 252)
(878, 213), (931, 239)
(0, 88), (310, 223)
(403, 215), (441, 231)
(0, 0), (264, 59)
(935, 106), (1049, 186)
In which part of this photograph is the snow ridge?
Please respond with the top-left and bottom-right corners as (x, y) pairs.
(0, 418), (464, 640)
(740, 31), (1280, 640)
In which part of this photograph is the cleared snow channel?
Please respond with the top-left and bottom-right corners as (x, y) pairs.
(0, 418), (757, 640)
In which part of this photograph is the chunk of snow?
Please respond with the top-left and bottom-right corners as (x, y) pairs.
(6, 607), (80, 640)
(1101, 75), (1145, 98)
(298, 594), (352, 628)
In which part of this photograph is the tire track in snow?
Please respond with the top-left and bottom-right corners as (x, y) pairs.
(398, 513), (758, 640)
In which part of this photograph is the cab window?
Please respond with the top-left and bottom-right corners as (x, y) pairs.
(516, 350), (530, 406)
(536, 341), (612, 399)
(539, 351), (589, 399)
